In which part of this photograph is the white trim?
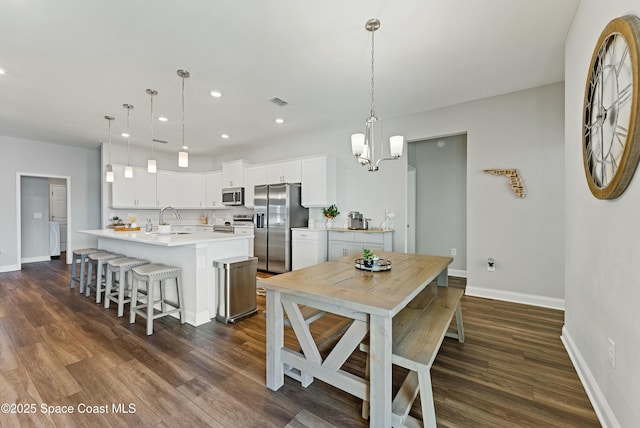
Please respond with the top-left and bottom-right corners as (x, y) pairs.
(21, 256), (51, 264)
(0, 265), (20, 273)
(449, 268), (467, 278)
(465, 284), (564, 310)
(16, 173), (73, 270)
(561, 327), (619, 428)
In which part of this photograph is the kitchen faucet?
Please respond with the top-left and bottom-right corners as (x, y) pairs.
(159, 206), (180, 225)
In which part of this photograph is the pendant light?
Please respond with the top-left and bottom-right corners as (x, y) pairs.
(104, 115), (115, 182)
(177, 69), (190, 168)
(350, 19), (404, 172)
(146, 89), (158, 173)
(123, 103), (134, 178)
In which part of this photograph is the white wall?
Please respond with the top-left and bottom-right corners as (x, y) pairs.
(564, 2), (640, 427)
(0, 136), (101, 271)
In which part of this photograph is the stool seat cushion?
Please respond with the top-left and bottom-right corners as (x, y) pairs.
(72, 248), (99, 255)
(107, 258), (148, 269)
(88, 251), (119, 261)
(133, 263), (182, 277)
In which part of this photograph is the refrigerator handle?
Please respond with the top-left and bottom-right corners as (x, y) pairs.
(256, 212), (265, 229)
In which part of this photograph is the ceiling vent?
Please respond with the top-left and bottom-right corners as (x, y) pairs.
(269, 97), (289, 107)
(153, 139), (168, 144)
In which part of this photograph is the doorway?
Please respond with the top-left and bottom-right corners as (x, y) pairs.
(407, 134), (467, 277)
(16, 173), (72, 269)
(50, 180), (68, 252)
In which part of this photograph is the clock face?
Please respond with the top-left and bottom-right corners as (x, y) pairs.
(583, 15), (640, 199)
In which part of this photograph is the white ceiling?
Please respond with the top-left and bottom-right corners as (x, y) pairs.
(0, 0), (578, 156)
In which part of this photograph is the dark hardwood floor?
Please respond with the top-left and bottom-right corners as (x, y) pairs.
(0, 257), (599, 427)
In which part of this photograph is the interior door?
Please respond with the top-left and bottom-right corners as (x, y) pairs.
(50, 184), (67, 251)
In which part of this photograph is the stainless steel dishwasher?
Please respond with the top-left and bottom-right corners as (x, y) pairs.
(213, 256), (258, 323)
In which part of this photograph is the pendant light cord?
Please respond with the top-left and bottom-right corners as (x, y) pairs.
(370, 26), (376, 118)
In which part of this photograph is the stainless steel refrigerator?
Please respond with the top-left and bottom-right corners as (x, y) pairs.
(254, 183), (308, 273)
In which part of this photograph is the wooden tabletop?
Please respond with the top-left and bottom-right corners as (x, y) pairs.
(258, 252), (452, 317)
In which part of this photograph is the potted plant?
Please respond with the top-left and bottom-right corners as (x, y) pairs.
(322, 204), (340, 228)
(362, 248), (377, 267)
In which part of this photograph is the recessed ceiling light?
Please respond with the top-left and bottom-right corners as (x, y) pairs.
(0, 69), (5, 75)
(121, 132), (130, 138)
(275, 118), (284, 124)
(158, 116), (168, 122)
(221, 134), (229, 139)
(181, 145), (188, 150)
(210, 91), (222, 98)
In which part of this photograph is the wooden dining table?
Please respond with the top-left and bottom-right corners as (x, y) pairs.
(260, 251), (452, 427)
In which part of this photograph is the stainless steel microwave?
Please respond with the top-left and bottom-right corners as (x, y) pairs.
(222, 187), (244, 206)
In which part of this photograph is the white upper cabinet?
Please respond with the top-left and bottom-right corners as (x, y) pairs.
(301, 155), (336, 207)
(244, 166), (267, 208)
(111, 165), (157, 208)
(222, 159), (250, 188)
(266, 160), (302, 184)
(179, 174), (204, 208)
(156, 170), (181, 208)
(204, 171), (224, 208)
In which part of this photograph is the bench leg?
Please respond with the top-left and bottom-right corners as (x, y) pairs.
(417, 369), (437, 428)
(455, 303), (465, 343)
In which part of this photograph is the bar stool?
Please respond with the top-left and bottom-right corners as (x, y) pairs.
(104, 257), (149, 317)
(130, 263), (185, 335)
(69, 248), (100, 292)
(85, 251), (124, 303)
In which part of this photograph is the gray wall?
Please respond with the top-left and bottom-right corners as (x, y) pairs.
(20, 176), (50, 262)
(0, 136), (101, 271)
(564, 1), (640, 426)
(408, 134), (467, 273)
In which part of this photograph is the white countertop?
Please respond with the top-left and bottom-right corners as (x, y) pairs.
(79, 229), (252, 247)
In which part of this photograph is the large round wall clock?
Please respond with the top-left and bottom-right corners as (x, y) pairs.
(583, 15), (640, 199)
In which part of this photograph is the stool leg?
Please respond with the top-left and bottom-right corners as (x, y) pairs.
(130, 275), (139, 325)
(176, 275), (185, 325)
(70, 253), (78, 289)
(117, 267), (127, 317)
(79, 254), (88, 293)
(95, 261), (104, 304)
(104, 268), (113, 309)
(147, 279), (156, 335)
(85, 260), (94, 298)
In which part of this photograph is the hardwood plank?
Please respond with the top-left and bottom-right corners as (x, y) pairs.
(36, 322), (93, 366)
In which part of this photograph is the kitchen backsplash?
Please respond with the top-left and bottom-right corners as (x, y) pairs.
(108, 206), (254, 226)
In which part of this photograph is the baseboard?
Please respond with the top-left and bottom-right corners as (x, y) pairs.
(561, 327), (619, 428)
(449, 269), (467, 278)
(0, 264), (20, 273)
(21, 256), (51, 264)
(465, 285), (564, 310)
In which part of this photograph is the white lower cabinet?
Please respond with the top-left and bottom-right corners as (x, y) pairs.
(327, 230), (393, 261)
(292, 229), (327, 270)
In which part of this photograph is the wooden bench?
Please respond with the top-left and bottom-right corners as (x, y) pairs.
(360, 285), (465, 427)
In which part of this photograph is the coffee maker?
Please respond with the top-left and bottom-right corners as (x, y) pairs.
(348, 211), (365, 230)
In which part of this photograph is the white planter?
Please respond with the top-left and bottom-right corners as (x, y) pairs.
(158, 224), (172, 234)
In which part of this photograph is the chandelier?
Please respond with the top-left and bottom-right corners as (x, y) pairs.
(350, 18), (404, 172)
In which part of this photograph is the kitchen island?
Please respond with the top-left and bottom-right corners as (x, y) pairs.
(79, 229), (254, 326)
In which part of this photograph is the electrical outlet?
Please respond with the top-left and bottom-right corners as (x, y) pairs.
(608, 338), (615, 368)
(487, 257), (495, 272)
(451, 248), (457, 256)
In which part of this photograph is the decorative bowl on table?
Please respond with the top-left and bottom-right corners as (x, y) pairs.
(355, 258), (392, 272)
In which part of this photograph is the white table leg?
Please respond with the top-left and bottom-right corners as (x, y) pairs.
(369, 314), (392, 427)
(437, 266), (449, 287)
(266, 289), (285, 390)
